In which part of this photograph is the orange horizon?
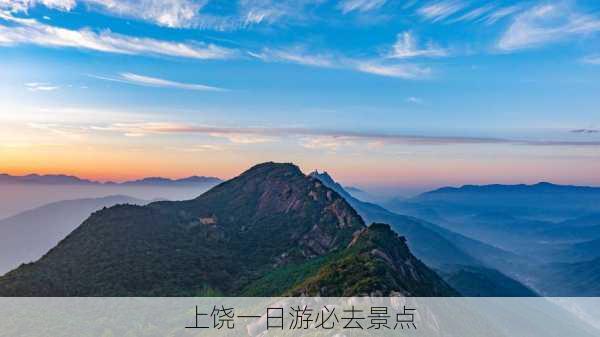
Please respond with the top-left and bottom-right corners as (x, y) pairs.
(2, 162), (600, 189)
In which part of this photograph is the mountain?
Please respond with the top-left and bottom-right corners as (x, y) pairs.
(309, 171), (534, 296)
(428, 212), (559, 254)
(344, 186), (364, 194)
(287, 223), (458, 296)
(535, 214), (600, 244)
(388, 182), (600, 221)
(0, 162), (456, 297)
(0, 173), (222, 187)
(309, 171), (478, 268)
(440, 265), (537, 297)
(118, 176), (222, 187)
(0, 173), (95, 185)
(243, 223), (457, 296)
(0, 195), (146, 276)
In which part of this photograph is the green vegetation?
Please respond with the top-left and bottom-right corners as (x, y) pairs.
(0, 162), (456, 297)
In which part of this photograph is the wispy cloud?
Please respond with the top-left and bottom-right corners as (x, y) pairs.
(90, 122), (600, 147)
(208, 132), (275, 144)
(250, 47), (432, 79)
(1, 0), (76, 12)
(418, 1), (465, 22)
(482, 5), (520, 25)
(388, 31), (448, 58)
(448, 4), (520, 25)
(497, 4), (600, 51)
(2, 7), (432, 81)
(355, 61), (431, 79)
(238, 0), (313, 26)
(91, 72), (227, 92)
(250, 47), (336, 68)
(166, 144), (225, 152)
(243, 7), (284, 25)
(84, 0), (206, 28)
(406, 96), (424, 104)
(238, 0), (328, 27)
(1, 0), (206, 28)
(300, 136), (355, 151)
(449, 4), (494, 23)
(0, 12), (235, 59)
(25, 82), (59, 91)
(571, 129), (599, 134)
(338, 0), (387, 14)
(27, 122), (86, 139)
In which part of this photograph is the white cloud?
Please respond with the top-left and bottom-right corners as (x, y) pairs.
(91, 0), (325, 29)
(0, 0), (76, 12)
(0, 12), (235, 59)
(300, 136), (355, 151)
(406, 96), (423, 104)
(84, 0), (206, 28)
(440, 4), (520, 25)
(91, 122), (275, 143)
(238, 0), (325, 26)
(355, 61), (431, 79)
(338, 0), (386, 14)
(251, 47), (336, 67)
(89, 122), (600, 147)
(25, 82), (59, 91)
(497, 4), (600, 51)
(388, 31), (448, 58)
(92, 72), (227, 92)
(208, 132), (275, 144)
(251, 46), (431, 79)
(483, 5), (520, 25)
(1, 0), (206, 28)
(450, 4), (494, 23)
(418, 1), (465, 22)
(243, 8), (282, 25)
(166, 144), (225, 152)
(2, 0), (332, 30)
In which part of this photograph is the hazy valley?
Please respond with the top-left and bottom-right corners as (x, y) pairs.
(1, 163), (599, 297)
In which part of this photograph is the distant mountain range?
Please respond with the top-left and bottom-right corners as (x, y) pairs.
(0, 195), (146, 276)
(0, 173), (222, 187)
(0, 162), (456, 296)
(382, 181), (600, 296)
(310, 171), (536, 297)
(387, 182), (600, 221)
(2, 166), (599, 297)
(440, 265), (538, 297)
(427, 182), (600, 194)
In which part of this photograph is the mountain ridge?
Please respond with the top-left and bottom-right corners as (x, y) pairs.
(309, 170), (536, 296)
(0, 162), (456, 297)
(0, 195), (147, 276)
(0, 173), (222, 187)
(423, 182), (600, 194)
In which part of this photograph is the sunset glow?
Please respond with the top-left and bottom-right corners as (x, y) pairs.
(1, 0), (599, 193)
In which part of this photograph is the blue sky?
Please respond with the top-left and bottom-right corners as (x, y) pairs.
(1, 0), (600, 193)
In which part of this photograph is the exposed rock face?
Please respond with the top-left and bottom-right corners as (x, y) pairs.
(0, 162), (456, 297)
(288, 223), (459, 297)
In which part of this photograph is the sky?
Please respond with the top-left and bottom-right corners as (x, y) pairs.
(0, 0), (599, 194)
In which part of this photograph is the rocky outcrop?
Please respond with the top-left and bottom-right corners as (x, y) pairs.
(0, 162), (456, 297)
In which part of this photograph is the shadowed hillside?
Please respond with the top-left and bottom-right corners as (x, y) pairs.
(0, 162), (456, 297)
